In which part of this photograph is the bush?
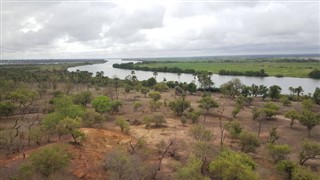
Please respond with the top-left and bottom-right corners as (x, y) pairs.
(29, 145), (71, 177)
(239, 131), (260, 153)
(115, 117), (130, 133)
(267, 144), (291, 163)
(209, 149), (258, 180)
(143, 114), (166, 128)
(280, 96), (291, 106)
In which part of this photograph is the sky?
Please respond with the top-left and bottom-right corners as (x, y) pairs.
(1, 0), (320, 59)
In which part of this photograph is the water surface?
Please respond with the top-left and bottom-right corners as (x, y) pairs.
(68, 59), (320, 95)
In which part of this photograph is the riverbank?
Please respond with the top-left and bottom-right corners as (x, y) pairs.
(116, 60), (320, 78)
(0, 59), (107, 71)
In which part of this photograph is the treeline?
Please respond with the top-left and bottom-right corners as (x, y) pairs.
(113, 62), (197, 74)
(218, 69), (268, 77)
(309, 69), (320, 79)
(114, 62), (270, 77)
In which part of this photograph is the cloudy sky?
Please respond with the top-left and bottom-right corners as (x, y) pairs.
(1, 0), (319, 59)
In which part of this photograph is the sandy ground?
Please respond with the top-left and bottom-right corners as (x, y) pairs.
(0, 87), (319, 179)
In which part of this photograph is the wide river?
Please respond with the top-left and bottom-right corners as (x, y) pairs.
(68, 59), (320, 95)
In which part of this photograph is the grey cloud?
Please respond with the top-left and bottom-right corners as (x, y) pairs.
(1, 1), (319, 59)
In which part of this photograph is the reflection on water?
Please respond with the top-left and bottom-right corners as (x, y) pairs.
(68, 59), (320, 95)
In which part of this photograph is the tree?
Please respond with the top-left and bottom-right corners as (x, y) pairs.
(168, 97), (191, 116)
(291, 165), (318, 180)
(251, 84), (259, 97)
(239, 131), (260, 153)
(154, 82), (169, 92)
(189, 124), (213, 142)
(298, 110), (320, 137)
(299, 140), (320, 165)
(285, 109), (299, 128)
(92, 95), (111, 114)
(312, 87), (320, 104)
(258, 85), (268, 100)
(280, 96), (291, 106)
(140, 87), (149, 98)
(268, 127), (280, 144)
(198, 95), (219, 121)
(29, 145), (71, 177)
(0, 101), (15, 120)
(72, 91), (92, 106)
(115, 117), (130, 133)
(58, 117), (85, 143)
(225, 120), (242, 144)
(8, 88), (39, 112)
(83, 108), (104, 127)
(184, 109), (202, 123)
(153, 71), (158, 79)
(220, 78), (243, 98)
(263, 102), (279, 118)
(148, 91), (161, 102)
(209, 149), (258, 180)
(197, 71), (214, 90)
(294, 86), (304, 100)
(146, 77), (157, 87)
(302, 99), (314, 110)
(187, 82), (197, 94)
(277, 160), (318, 180)
(104, 149), (149, 180)
(175, 156), (210, 180)
(269, 85), (282, 100)
(110, 100), (122, 114)
(267, 144), (291, 163)
(143, 114), (166, 128)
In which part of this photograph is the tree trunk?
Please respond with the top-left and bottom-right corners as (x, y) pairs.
(258, 120), (262, 138)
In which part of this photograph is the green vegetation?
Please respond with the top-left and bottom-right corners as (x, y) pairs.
(114, 60), (320, 78)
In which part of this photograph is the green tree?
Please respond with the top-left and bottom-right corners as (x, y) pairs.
(92, 95), (111, 114)
(143, 114), (166, 128)
(298, 110), (320, 137)
(198, 95), (219, 121)
(115, 117), (130, 133)
(147, 77), (157, 87)
(110, 100), (122, 114)
(104, 149), (149, 180)
(197, 71), (214, 90)
(294, 86), (304, 100)
(175, 156), (210, 180)
(239, 131), (260, 153)
(169, 97), (191, 116)
(220, 78), (243, 98)
(187, 82), (197, 95)
(184, 109), (202, 124)
(154, 82), (169, 92)
(312, 87), (320, 104)
(189, 124), (213, 142)
(285, 109), (299, 128)
(299, 140), (320, 165)
(0, 101), (15, 119)
(148, 91), (161, 102)
(267, 144), (291, 163)
(8, 88), (39, 112)
(280, 96), (291, 106)
(72, 91), (92, 106)
(268, 127), (280, 144)
(225, 120), (242, 144)
(58, 117), (84, 143)
(269, 85), (282, 100)
(140, 87), (149, 98)
(83, 108), (104, 127)
(291, 165), (318, 180)
(209, 149), (258, 180)
(29, 145), (71, 177)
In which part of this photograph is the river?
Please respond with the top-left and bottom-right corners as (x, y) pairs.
(68, 59), (320, 95)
